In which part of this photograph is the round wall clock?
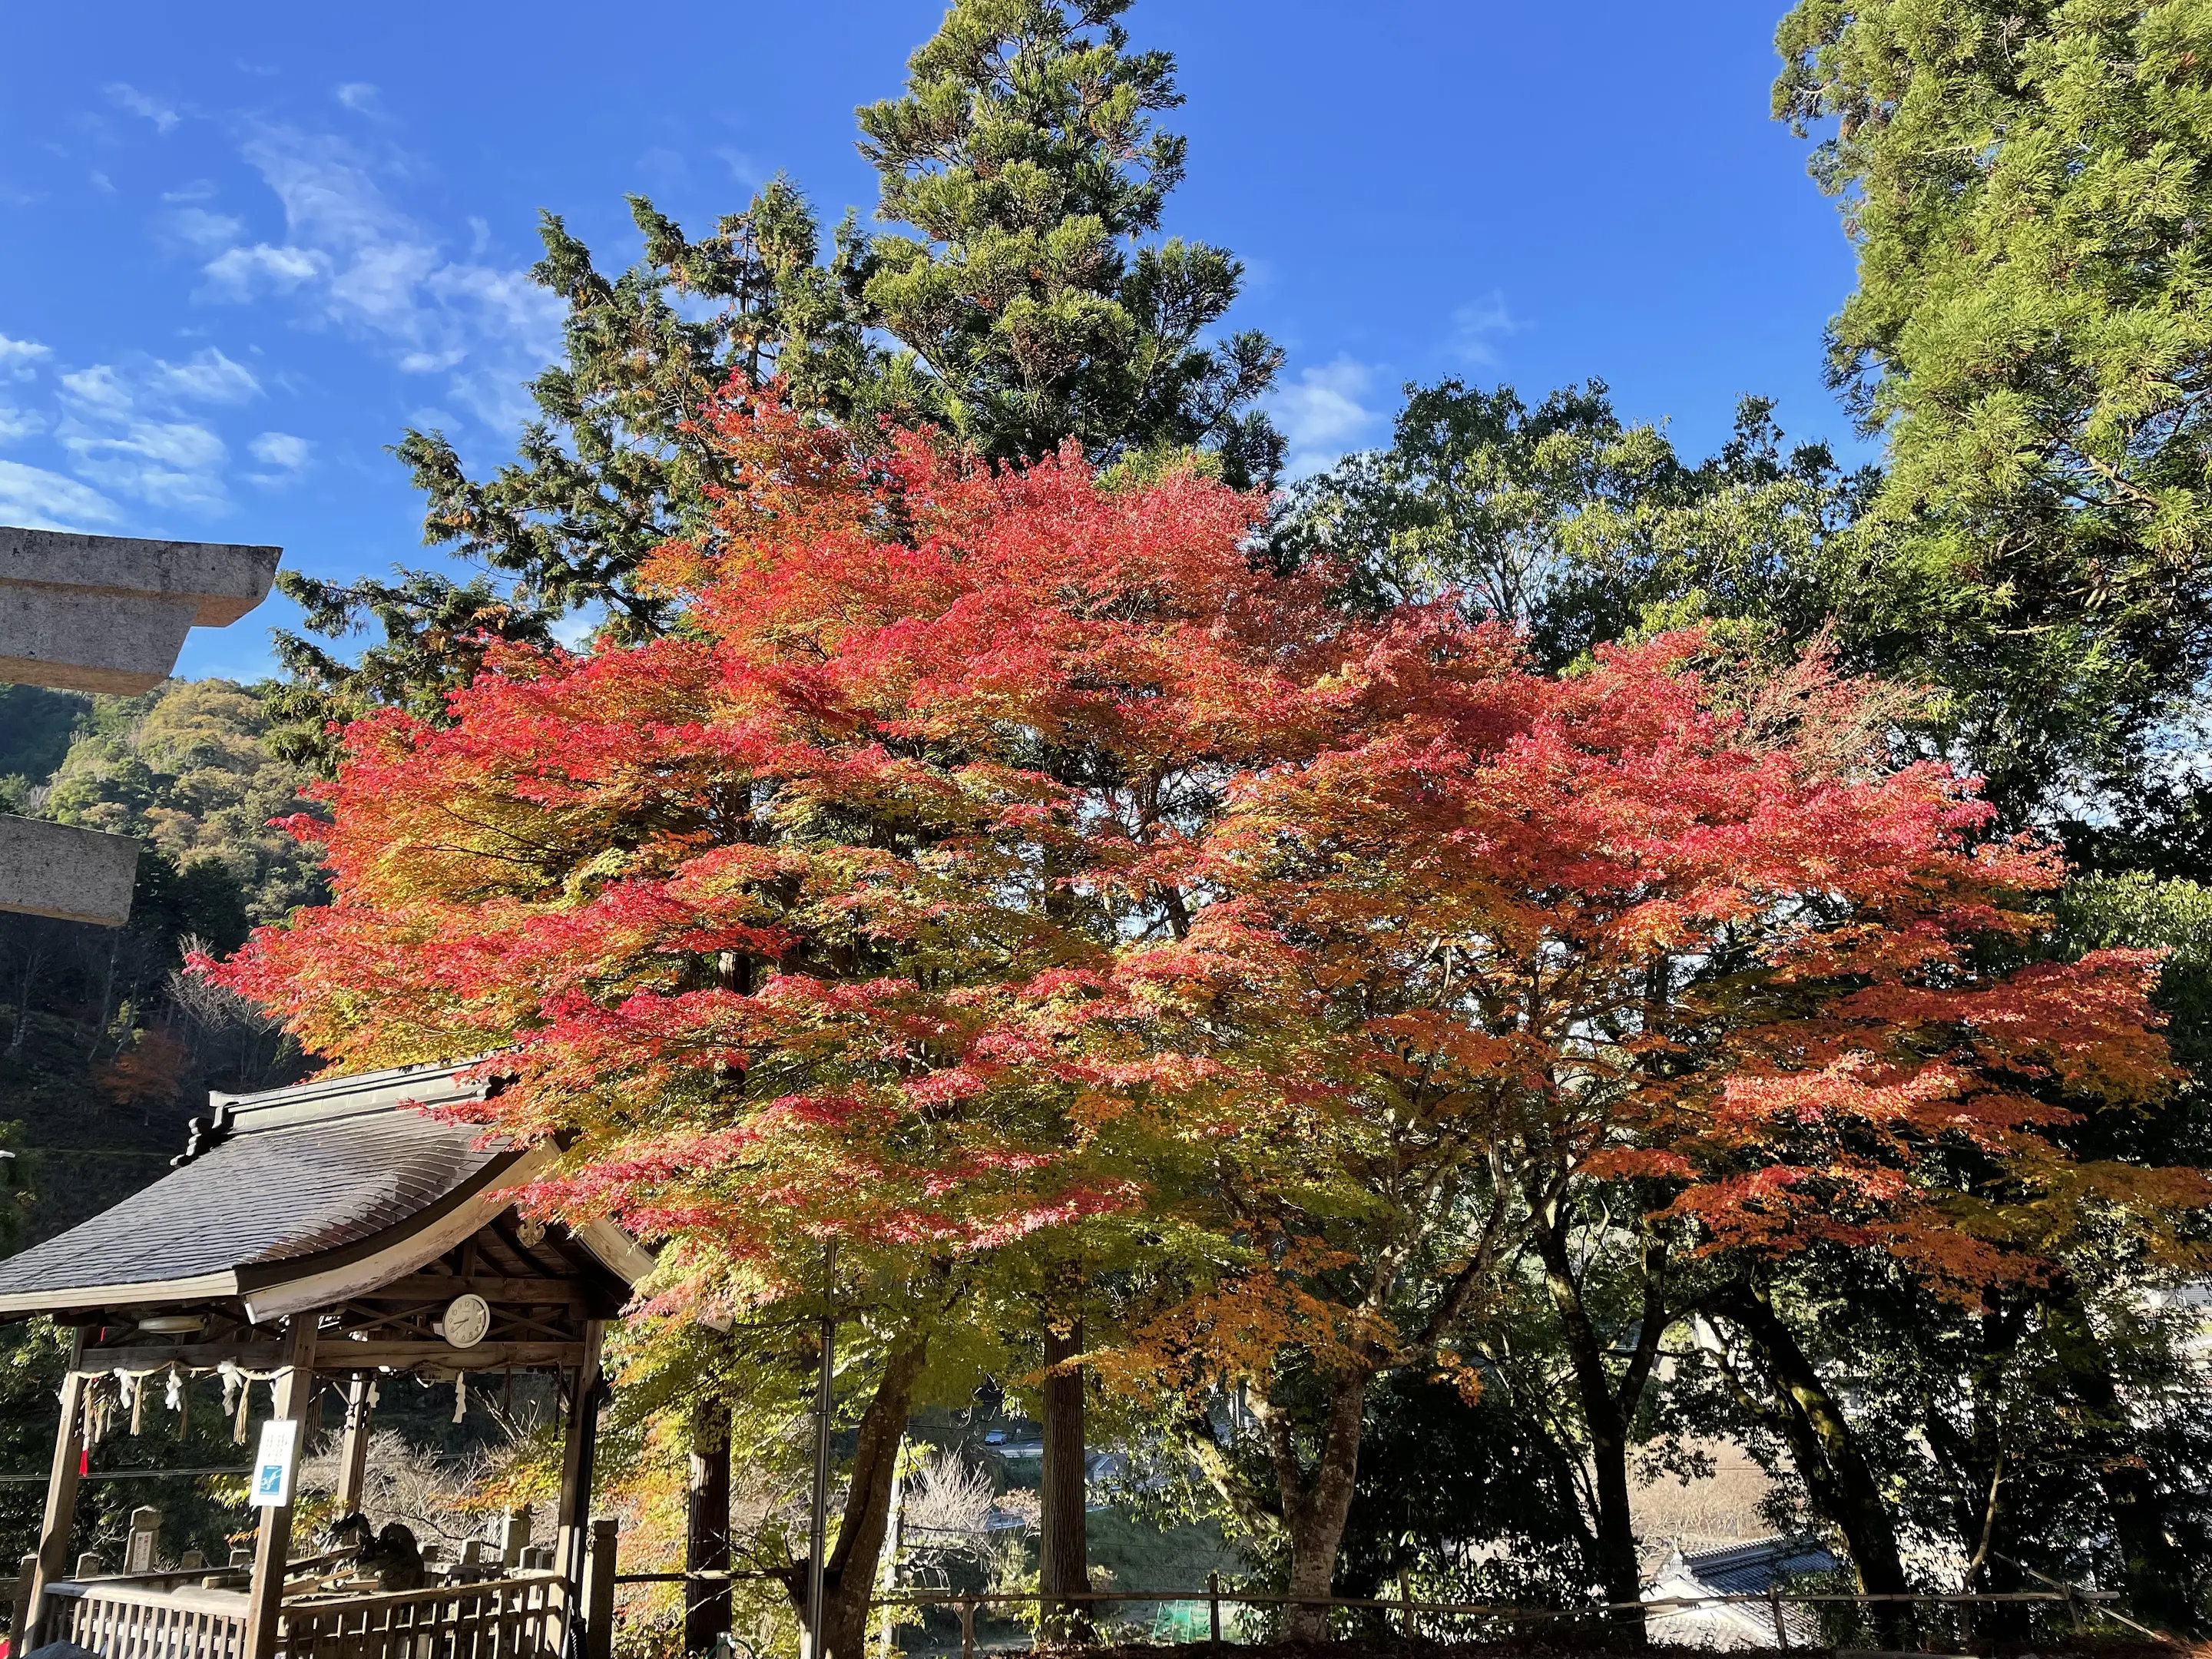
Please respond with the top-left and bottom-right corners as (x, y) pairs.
(440, 1293), (492, 1349)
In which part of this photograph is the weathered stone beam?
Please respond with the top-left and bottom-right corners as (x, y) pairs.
(0, 527), (281, 694)
(0, 815), (141, 927)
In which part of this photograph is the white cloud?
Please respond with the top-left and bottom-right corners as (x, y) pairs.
(197, 124), (560, 432)
(248, 431), (311, 469)
(1449, 292), (1522, 366)
(335, 82), (382, 115)
(106, 83), (180, 134)
(52, 348), (261, 512)
(161, 207), (246, 254)
(0, 404), (45, 444)
(63, 421), (230, 511)
(0, 460), (122, 529)
(1267, 355), (1384, 478)
(0, 334), (51, 382)
(164, 180), (219, 203)
(202, 243), (328, 298)
(55, 364), (137, 421)
(151, 349), (261, 405)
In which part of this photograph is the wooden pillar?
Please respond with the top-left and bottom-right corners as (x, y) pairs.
(334, 1373), (373, 1515)
(583, 1516), (618, 1659)
(12, 1551), (38, 1650)
(684, 1397), (733, 1655)
(556, 1323), (606, 1600)
(28, 1336), (89, 1637)
(243, 1315), (318, 1659)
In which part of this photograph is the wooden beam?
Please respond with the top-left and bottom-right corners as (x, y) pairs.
(358, 1274), (589, 1306)
(84, 1339), (588, 1374)
(243, 1315), (316, 1659)
(334, 1374), (373, 1515)
(556, 1320), (606, 1605)
(339, 1340), (589, 1371)
(75, 1341), (285, 1373)
(28, 1339), (88, 1640)
(584, 1516), (619, 1659)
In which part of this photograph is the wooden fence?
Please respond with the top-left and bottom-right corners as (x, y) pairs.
(276, 1572), (570, 1659)
(38, 1581), (250, 1659)
(31, 1571), (571, 1659)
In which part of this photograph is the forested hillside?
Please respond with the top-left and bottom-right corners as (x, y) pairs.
(0, 680), (321, 1245)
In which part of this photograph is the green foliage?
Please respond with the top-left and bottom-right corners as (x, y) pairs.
(1277, 381), (1871, 673)
(0, 685), (89, 810)
(855, 0), (1282, 480)
(1775, 0), (2212, 819)
(1333, 1375), (1598, 1608)
(43, 680), (326, 926)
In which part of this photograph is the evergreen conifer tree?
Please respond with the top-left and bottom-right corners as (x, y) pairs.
(1773, 0), (2212, 830)
(268, 180), (870, 767)
(270, 0), (1280, 767)
(853, 0), (1281, 481)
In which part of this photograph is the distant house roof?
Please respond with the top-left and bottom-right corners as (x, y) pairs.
(1646, 1535), (1839, 1650)
(0, 1061), (650, 1323)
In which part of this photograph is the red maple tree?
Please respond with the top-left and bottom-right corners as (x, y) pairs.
(1098, 631), (2194, 1621)
(212, 387), (2192, 1638)
(212, 385), (1383, 1654)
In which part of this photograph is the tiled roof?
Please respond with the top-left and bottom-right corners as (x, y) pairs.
(0, 1062), (515, 1309)
(1672, 1536), (1839, 1595)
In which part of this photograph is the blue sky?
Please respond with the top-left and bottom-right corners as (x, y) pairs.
(0, 0), (1863, 683)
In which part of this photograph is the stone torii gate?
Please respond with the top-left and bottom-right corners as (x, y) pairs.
(0, 525), (280, 928)
(0, 1061), (647, 1659)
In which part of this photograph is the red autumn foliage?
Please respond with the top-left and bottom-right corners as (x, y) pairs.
(210, 382), (2194, 1328)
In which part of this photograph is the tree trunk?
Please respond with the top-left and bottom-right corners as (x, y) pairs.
(1711, 1283), (1910, 1644)
(685, 1397), (733, 1655)
(1039, 1313), (1091, 1641)
(783, 1339), (929, 1659)
(1263, 1369), (1369, 1641)
(1533, 1215), (1664, 1627)
(2041, 1282), (2199, 1634)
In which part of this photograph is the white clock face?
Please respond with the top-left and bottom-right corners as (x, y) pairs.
(442, 1293), (492, 1349)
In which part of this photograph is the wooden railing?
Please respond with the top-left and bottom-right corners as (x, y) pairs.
(39, 1580), (250, 1659)
(32, 1571), (569, 1659)
(276, 1571), (569, 1659)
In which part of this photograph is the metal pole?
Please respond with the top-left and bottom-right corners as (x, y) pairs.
(806, 1241), (836, 1659)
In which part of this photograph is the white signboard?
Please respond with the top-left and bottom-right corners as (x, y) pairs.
(250, 1418), (300, 1508)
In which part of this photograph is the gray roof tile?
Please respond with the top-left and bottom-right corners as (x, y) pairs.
(0, 1064), (509, 1303)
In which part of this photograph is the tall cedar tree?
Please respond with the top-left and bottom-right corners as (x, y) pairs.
(1774, 0), (2212, 830)
(854, 0), (1282, 481)
(212, 389), (1349, 1659)
(271, 0), (1280, 775)
(1098, 631), (2190, 1629)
